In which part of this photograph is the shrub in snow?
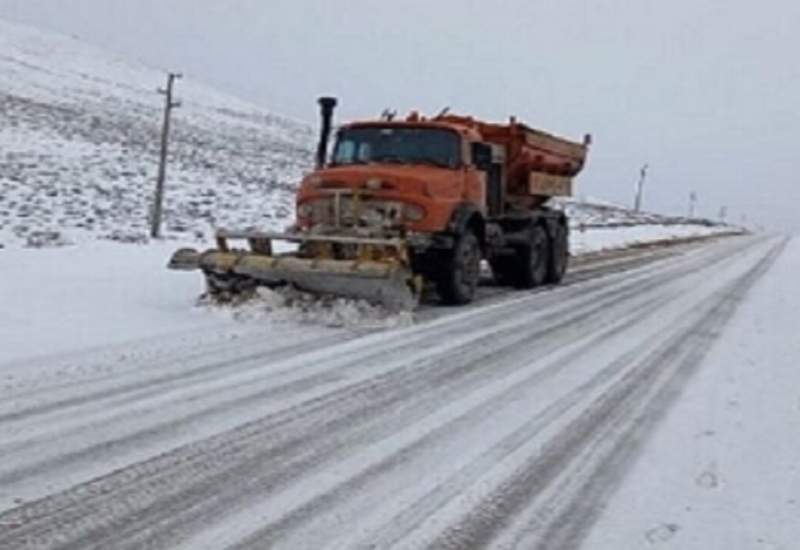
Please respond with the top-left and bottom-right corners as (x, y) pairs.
(25, 230), (72, 248)
(101, 229), (149, 244)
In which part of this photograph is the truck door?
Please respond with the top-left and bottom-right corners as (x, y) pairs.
(486, 163), (503, 217)
(472, 142), (503, 217)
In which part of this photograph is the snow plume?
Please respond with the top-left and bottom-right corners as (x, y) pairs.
(206, 286), (415, 330)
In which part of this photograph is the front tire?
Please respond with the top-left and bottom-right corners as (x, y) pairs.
(437, 231), (481, 305)
(204, 271), (257, 302)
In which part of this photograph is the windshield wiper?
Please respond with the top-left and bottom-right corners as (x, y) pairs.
(373, 156), (408, 165)
(332, 159), (369, 166)
(417, 157), (451, 168)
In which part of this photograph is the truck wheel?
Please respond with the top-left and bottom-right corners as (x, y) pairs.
(204, 272), (256, 302)
(437, 231), (481, 305)
(515, 225), (549, 289)
(545, 223), (569, 284)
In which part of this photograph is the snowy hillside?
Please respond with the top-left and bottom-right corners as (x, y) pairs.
(555, 196), (734, 253)
(0, 18), (313, 247)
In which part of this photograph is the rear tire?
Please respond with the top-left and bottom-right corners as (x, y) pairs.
(545, 222), (569, 284)
(437, 231), (481, 305)
(514, 225), (549, 289)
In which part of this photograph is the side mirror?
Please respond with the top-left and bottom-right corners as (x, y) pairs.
(471, 143), (492, 171)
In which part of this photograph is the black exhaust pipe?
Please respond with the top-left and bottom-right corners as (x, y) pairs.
(316, 96), (338, 169)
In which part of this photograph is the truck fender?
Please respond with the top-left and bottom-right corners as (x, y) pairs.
(446, 203), (486, 245)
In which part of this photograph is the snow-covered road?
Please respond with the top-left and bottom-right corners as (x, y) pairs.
(0, 234), (791, 549)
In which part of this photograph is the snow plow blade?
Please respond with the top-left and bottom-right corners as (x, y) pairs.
(168, 231), (420, 311)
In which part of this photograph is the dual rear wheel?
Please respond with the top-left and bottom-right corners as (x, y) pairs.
(490, 222), (569, 289)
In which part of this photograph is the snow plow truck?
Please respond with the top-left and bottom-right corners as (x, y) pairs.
(169, 97), (591, 309)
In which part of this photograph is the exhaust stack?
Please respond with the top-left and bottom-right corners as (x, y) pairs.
(316, 96), (338, 169)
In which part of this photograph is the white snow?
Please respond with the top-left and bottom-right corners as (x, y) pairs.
(584, 237), (800, 549)
(228, 287), (415, 330)
(0, 241), (207, 365)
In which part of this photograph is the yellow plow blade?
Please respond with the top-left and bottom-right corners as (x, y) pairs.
(169, 246), (420, 311)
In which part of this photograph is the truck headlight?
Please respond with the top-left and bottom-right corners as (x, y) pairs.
(297, 202), (313, 219)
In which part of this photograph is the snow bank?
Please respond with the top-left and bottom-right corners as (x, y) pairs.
(553, 196), (720, 229)
(0, 241), (207, 364)
(571, 224), (735, 255)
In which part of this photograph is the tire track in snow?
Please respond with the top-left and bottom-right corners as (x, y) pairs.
(419, 238), (786, 550)
(0, 331), (357, 425)
(228, 293), (678, 550)
(522, 237), (789, 550)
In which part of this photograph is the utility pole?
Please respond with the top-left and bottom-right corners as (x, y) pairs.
(718, 205), (728, 222)
(150, 72), (182, 239)
(634, 163), (648, 212)
(688, 191), (697, 218)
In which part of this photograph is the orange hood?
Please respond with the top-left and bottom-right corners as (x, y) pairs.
(297, 164), (464, 202)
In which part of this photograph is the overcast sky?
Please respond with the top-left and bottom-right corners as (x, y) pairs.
(1, 0), (798, 231)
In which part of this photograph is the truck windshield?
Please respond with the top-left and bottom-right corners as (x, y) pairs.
(332, 127), (461, 169)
